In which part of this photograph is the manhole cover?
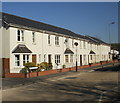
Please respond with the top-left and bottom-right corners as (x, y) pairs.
(65, 77), (77, 79)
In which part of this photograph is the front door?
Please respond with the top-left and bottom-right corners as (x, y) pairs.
(32, 54), (36, 65)
(80, 55), (82, 66)
(48, 54), (52, 63)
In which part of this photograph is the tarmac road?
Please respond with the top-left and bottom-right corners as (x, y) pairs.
(2, 64), (120, 102)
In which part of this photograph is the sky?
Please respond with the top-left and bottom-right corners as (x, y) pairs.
(2, 2), (118, 43)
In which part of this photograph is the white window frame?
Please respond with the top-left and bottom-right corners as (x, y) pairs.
(32, 32), (35, 43)
(38, 54), (41, 63)
(17, 29), (24, 42)
(48, 35), (51, 45)
(44, 54), (46, 62)
(90, 55), (92, 60)
(55, 36), (59, 45)
(65, 55), (69, 63)
(15, 55), (20, 67)
(55, 55), (60, 64)
(83, 55), (86, 62)
(79, 40), (82, 49)
(83, 41), (86, 49)
(70, 54), (73, 63)
(23, 54), (29, 65)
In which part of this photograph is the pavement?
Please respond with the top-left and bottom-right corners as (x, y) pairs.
(2, 61), (120, 90)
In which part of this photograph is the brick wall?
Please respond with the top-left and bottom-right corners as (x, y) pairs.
(2, 58), (10, 77)
(4, 60), (119, 78)
(5, 73), (25, 78)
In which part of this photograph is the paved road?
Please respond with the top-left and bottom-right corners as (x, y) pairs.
(2, 64), (120, 102)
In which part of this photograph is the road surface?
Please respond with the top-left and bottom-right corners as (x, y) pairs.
(2, 64), (120, 102)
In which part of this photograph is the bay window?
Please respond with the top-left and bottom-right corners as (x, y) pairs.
(23, 55), (29, 65)
(65, 55), (69, 63)
(15, 55), (20, 66)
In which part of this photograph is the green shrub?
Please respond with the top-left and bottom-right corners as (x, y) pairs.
(48, 63), (53, 70)
(23, 62), (36, 68)
(39, 62), (53, 71)
(20, 67), (28, 73)
(62, 64), (66, 68)
(22, 62), (36, 73)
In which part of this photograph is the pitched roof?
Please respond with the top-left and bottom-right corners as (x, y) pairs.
(89, 50), (96, 54)
(12, 44), (32, 53)
(1, 12), (109, 45)
(87, 36), (109, 45)
(1, 12), (81, 38)
(64, 48), (74, 54)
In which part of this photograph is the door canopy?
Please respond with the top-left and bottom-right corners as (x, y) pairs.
(12, 44), (32, 53)
(89, 50), (96, 54)
(64, 48), (74, 54)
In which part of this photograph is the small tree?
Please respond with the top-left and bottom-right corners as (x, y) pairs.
(39, 62), (53, 71)
(23, 62), (36, 73)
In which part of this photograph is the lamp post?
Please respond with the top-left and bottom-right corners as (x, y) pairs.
(108, 22), (115, 44)
(74, 42), (78, 72)
(108, 22), (115, 60)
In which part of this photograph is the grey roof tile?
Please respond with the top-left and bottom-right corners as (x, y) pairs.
(1, 12), (109, 46)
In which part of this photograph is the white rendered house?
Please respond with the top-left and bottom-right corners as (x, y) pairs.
(0, 12), (111, 75)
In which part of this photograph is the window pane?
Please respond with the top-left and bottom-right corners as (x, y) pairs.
(17, 30), (20, 41)
(23, 55), (25, 60)
(32, 32), (35, 43)
(65, 55), (68, 63)
(15, 55), (20, 66)
(21, 30), (24, 41)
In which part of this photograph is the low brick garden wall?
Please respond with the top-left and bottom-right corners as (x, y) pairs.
(5, 60), (119, 78)
(5, 73), (26, 78)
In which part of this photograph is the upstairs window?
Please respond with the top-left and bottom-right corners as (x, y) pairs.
(79, 41), (82, 48)
(17, 30), (24, 42)
(32, 32), (35, 43)
(21, 30), (24, 41)
(55, 36), (59, 45)
(48, 35), (51, 45)
(83, 41), (86, 49)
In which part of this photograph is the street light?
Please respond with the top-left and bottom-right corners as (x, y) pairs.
(108, 22), (115, 44)
(74, 42), (78, 72)
(108, 22), (115, 60)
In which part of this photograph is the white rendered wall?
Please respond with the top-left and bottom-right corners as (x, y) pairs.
(8, 26), (111, 73)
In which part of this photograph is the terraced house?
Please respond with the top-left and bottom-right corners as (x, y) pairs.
(0, 12), (111, 76)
